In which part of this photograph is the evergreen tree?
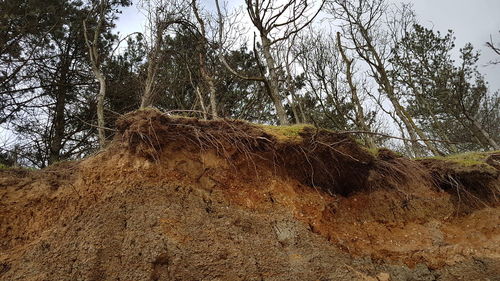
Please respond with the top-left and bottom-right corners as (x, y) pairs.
(391, 25), (499, 152)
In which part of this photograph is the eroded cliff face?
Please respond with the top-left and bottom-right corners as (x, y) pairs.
(1, 109), (499, 281)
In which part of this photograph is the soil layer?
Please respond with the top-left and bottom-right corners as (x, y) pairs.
(1, 110), (499, 280)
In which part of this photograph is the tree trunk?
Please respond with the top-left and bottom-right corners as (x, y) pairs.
(354, 26), (441, 156)
(336, 33), (375, 148)
(83, 5), (107, 148)
(208, 79), (217, 118)
(49, 67), (68, 165)
(195, 86), (208, 120)
(49, 103), (65, 164)
(192, 0), (218, 119)
(468, 115), (500, 150)
(261, 36), (289, 125)
(285, 74), (301, 124)
(94, 70), (106, 148)
(284, 56), (304, 124)
(198, 53), (218, 118)
(83, 2), (108, 148)
(386, 93), (427, 156)
(416, 93), (458, 153)
(141, 55), (158, 108)
(370, 46), (439, 155)
(141, 21), (164, 108)
(297, 97), (307, 124)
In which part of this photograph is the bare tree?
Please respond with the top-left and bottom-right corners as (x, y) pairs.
(330, 0), (440, 156)
(486, 31), (500, 65)
(139, 0), (191, 108)
(295, 29), (350, 129)
(275, 31), (306, 124)
(191, 0), (218, 118)
(336, 32), (375, 148)
(244, 0), (325, 125)
(83, 0), (107, 148)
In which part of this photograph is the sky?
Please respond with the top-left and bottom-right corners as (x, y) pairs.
(115, 0), (500, 91)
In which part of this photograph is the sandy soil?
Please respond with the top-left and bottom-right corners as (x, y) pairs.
(1, 111), (498, 281)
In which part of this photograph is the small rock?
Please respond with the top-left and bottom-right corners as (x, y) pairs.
(377, 272), (390, 281)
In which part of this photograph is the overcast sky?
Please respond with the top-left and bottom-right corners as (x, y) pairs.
(115, 0), (500, 91)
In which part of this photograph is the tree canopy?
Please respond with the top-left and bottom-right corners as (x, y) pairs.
(1, 0), (498, 167)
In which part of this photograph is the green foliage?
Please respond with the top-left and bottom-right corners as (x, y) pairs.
(1, 0), (498, 168)
(1, 0), (131, 167)
(390, 24), (499, 153)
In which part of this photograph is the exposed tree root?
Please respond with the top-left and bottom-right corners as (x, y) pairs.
(115, 108), (481, 201)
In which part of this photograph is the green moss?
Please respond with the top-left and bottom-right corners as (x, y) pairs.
(419, 150), (499, 168)
(0, 163), (33, 170)
(258, 123), (314, 143)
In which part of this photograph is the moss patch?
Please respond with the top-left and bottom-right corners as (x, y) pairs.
(418, 151), (499, 170)
(258, 124), (314, 143)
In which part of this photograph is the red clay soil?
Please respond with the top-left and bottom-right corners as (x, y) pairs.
(1, 109), (499, 281)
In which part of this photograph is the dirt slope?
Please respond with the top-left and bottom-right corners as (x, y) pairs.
(1, 109), (499, 281)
